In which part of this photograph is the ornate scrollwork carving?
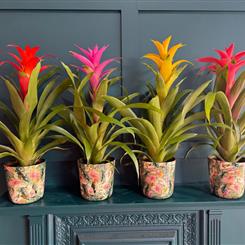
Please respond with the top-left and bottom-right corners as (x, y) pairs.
(55, 211), (198, 245)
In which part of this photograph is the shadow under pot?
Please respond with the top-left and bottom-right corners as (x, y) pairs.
(77, 159), (115, 201)
(3, 160), (46, 204)
(140, 158), (176, 199)
(208, 156), (245, 199)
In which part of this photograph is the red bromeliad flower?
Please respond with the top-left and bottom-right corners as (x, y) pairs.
(70, 44), (116, 98)
(8, 45), (47, 99)
(197, 43), (245, 105)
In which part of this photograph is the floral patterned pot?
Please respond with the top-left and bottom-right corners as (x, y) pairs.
(4, 160), (46, 204)
(140, 158), (176, 199)
(208, 157), (245, 199)
(77, 159), (115, 201)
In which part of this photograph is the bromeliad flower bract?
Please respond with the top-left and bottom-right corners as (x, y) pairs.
(198, 43), (245, 162)
(105, 37), (210, 163)
(144, 35), (190, 98)
(59, 45), (138, 172)
(70, 45), (116, 97)
(8, 45), (48, 99)
(198, 43), (245, 108)
(0, 45), (70, 166)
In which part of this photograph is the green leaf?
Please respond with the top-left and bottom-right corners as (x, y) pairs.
(78, 73), (92, 94)
(129, 117), (160, 148)
(61, 62), (76, 87)
(35, 137), (67, 159)
(93, 78), (109, 113)
(168, 133), (197, 145)
(160, 83), (180, 122)
(37, 78), (70, 124)
(39, 105), (66, 128)
(148, 96), (162, 138)
(182, 80), (211, 117)
(73, 89), (86, 126)
(0, 152), (22, 162)
(185, 142), (213, 158)
(155, 71), (167, 101)
(0, 101), (18, 127)
(103, 126), (135, 145)
(238, 111), (245, 132)
(2, 77), (25, 118)
(216, 91), (232, 126)
(0, 144), (18, 155)
(19, 63), (41, 140)
(48, 124), (84, 150)
(230, 70), (245, 105)
(232, 89), (245, 121)
(24, 62), (40, 112)
(214, 68), (227, 92)
(38, 66), (60, 86)
(110, 141), (139, 178)
(142, 62), (157, 75)
(205, 92), (216, 122)
(37, 78), (56, 116)
(0, 121), (22, 153)
(84, 107), (129, 130)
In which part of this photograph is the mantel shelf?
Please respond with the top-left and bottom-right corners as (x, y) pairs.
(1, 183), (245, 215)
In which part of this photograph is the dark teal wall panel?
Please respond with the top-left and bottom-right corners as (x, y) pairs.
(221, 209), (245, 245)
(0, 10), (121, 77)
(0, 216), (28, 245)
(0, 1), (244, 188)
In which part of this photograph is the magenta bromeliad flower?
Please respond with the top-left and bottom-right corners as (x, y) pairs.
(197, 43), (245, 106)
(70, 44), (116, 97)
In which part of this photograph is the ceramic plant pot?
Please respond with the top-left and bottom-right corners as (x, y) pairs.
(4, 160), (46, 204)
(77, 159), (115, 201)
(208, 157), (245, 199)
(140, 158), (176, 199)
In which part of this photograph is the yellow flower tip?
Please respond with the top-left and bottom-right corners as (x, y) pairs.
(180, 43), (186, 48)
(162, 35), (172, 45)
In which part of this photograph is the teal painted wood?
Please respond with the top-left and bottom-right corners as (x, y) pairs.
(208, 210), (222, 245)
(1, 184), (245, 214)
(0, 185), (244, 245)
(0, 185), (245, 244)
(28, 216), (46, 245)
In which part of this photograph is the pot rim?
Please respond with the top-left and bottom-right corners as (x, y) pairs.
(3, 158), (46, 168)
(77, 157), (115, 166)
(208, 155), (245, 164)
(140, 156), (176, 164)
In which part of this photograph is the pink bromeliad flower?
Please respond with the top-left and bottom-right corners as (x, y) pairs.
(70, 44), (116, 97)
(197, 43), (245, 106)
(7, 45), (48, 99)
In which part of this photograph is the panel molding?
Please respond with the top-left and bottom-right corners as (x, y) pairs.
(0, 0), (244, 11)
(28, 215), (46, 245)
(54, 211), (199, 245)
(208, 210), (223, 245)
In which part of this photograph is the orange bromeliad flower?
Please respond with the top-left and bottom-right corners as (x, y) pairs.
(8, 45), (47, 99)
(144, 36), (190, 96)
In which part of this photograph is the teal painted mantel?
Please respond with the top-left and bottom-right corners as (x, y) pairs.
(1, 0), (245, 244)
(1, 184), (245, 245)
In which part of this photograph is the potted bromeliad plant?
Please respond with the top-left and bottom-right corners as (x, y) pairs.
(59, 44), (138, 201)
(0, 45), (69, 204)
(197, 43), (245, 199)
(105, 36), (210, 199)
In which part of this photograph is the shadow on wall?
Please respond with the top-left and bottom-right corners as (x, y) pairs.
(0, 165), (6, 195)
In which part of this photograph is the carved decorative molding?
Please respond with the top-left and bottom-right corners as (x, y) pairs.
(54, 211), (198, 245)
